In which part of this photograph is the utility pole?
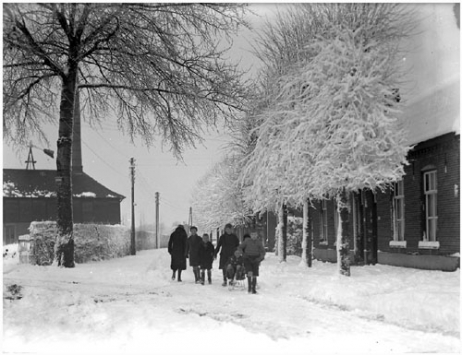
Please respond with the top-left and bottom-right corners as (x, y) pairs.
(188, 207), (193, 226)
(155, 192), (160, 249)
(130, 157), (136, 255)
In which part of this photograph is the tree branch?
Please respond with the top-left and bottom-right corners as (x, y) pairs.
(11, 15), (64, 76)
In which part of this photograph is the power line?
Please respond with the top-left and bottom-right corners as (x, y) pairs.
(81, 140), (128, 178)
(92, 129), (131, 160)
(159, 197), (179, 210)
(136, 170), (157, 201)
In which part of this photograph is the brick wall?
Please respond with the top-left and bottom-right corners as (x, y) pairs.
(377, 133), (460, 256)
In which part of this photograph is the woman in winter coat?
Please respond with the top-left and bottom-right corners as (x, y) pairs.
(238, 232), (266, 294)
(187, 226), (203, 283)
(168, 225), (188, 282)
(198, 233), (215, 285)
(214, 223), (240, 286)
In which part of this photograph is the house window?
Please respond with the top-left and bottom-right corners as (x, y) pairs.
(393, 180), (405, 241)
(352, 193), (361, 252)
(320, 200), (328, 244)
(424, 170), (437, 241)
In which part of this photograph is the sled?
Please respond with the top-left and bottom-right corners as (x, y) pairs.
(227, 265), (246, 291)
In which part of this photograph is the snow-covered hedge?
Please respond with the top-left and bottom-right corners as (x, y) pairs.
(26, 221), (130, 265)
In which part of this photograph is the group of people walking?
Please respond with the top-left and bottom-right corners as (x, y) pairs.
(167, 223), (265, 294)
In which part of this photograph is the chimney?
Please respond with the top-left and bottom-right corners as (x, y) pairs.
(72, 89), (83, 174)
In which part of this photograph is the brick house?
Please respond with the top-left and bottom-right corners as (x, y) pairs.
(309, 4), (460, 271)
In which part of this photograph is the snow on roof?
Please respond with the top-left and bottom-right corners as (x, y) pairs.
(3, 169), (125, 200)
(402, 79), (460, 146)
(399, 4), (460, 145)
(74, 192), (97, 198)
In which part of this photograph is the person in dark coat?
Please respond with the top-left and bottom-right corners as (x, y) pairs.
(198, 233), (215, 285)
(187, 226), (203, 284)
(214, 223), (240, 286)
(238, 232), (266, 294)
(168, 225), (188, 282)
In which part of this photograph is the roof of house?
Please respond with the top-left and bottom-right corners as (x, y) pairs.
(399, 5), (460, 146)
(403, 79), (460, 146)
(3, 169), (125, 200)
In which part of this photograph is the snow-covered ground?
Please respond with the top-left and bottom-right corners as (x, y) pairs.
(3, 245), (460, 354)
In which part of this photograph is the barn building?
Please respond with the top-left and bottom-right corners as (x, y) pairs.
(3, 93), (125, 245)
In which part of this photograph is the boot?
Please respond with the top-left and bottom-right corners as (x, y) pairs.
(222, 270), (227, 286)
(194, 268), (200, 284)
(177, 270), (182, 282)
(207, 270), (212, 284)
(247, 277), (252, 293)
(172, 271), (176, 281)
(200, 270), (205, 285)
(252, 277), (257, 294)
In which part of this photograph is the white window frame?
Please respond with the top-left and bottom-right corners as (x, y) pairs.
(423, 170), (438, 242)
(320, 200), (328, 244)
(392, 180), (405, 242)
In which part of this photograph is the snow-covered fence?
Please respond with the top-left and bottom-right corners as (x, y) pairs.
(22, 221), (130, 265)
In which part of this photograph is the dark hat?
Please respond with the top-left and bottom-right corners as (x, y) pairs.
(225, 223), (233, 229)
(190, 226), (198, 231)
(243, 234), (251, 240)
(177, 224), (185, 230)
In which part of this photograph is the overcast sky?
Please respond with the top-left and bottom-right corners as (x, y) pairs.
(2, 4), (279, 233)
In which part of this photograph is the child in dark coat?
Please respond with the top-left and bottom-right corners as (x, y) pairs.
(226, 249), (245, 286)
(238, 232), (265, 294)
(187, 226), (203, 284)
(198, 234), (215, 285)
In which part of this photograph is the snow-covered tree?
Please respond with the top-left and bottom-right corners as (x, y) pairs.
(3, 4), (249, 267)
(192, 154), (250, 232)
(242, 4), (415, 275)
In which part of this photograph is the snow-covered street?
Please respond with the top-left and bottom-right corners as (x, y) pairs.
(3, 248), (459, 354)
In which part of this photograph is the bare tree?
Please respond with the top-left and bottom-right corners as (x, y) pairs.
(3, 3), (249, 267)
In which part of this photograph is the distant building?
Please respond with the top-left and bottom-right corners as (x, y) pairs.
(3, 91), (125, 245)
(3, 169), (125, 245)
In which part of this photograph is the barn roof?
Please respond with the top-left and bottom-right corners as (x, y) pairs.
(3, 169), (125, 200)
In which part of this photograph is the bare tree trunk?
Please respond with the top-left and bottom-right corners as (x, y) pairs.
(277, 203), (287, 262)
(336, 188), (350, 276)
(55, 70), (77, 268)
(277, 204), (282, 260)
(301, 199), (312, 267)
(282, 204), (287, 261)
